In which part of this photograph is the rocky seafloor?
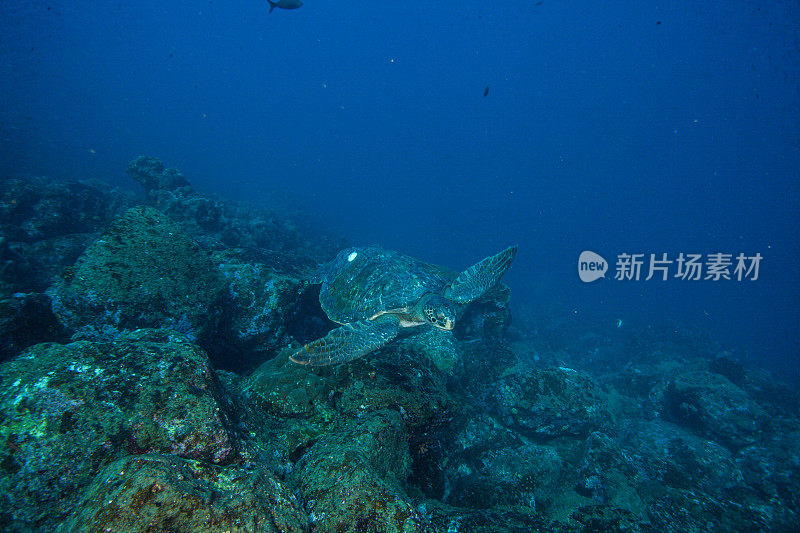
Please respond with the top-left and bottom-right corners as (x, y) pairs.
(0, 158), (798, 532)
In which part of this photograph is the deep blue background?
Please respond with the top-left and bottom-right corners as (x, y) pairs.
(1, 1), (798, 377)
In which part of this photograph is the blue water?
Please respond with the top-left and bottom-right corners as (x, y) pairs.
(1, 1), (798, 378)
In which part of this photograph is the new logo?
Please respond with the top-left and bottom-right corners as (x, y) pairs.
(578, 251), (607, 282)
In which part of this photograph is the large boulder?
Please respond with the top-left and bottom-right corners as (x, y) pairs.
(126, 156), (191, 192)
(62, 454), (308, 533)
(0, 329), (240, 530)
(49, 206), (226, 337)
(492, 367), (612, 440)
(290, 409), (421, 532)
(443, 413), (563, 515)
(0, 177), (132, 296)
(660, 370), (767, 450)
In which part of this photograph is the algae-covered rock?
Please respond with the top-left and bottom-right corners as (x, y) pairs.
(0, 177), (133, 296)
(291, 409), (421, 533)
(397, 327), (462, 374)
(245, 353), (335, 421)
(735, 424), (800, 526)
(645, 483), (778, 532)
(127, 156), (342, 265)
(126, 156), (191, 192)
(49, 206), (225, 335)
(215, 253), (304, 365)
(62, 454), (308, 533)
(621, 420), (744, 495)
(0, 329), (240, 530)
(661, 370), (767, 449)
(566, 505), (644, 532)
(493, 367), (612, 440)
(243, 347), (460, 499)
(0, 292), (69, 362)
(575, 431), (646, 520)
(417, 499), (547, 532)
(337, 353), (462, 500)
(446, 438), (562, 513)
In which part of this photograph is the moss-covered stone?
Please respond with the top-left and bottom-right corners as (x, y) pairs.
(49, 206), (225, 335)
(629, 420), (743, 492)
(0, 329), (240, 530)
(126, 156), (191, 192)
(493, 367), (612, 440)
(661, 370), (767, 450)
(215, 253), (303, 360)
(291, 409), (420, 533)
(61, 454), (308, 533)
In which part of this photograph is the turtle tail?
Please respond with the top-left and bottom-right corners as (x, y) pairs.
(267, 0), (277, 13)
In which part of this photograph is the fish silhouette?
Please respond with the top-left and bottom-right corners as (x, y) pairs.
(267, 0), (303, 13)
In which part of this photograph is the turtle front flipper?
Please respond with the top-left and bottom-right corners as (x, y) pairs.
(444, 245), (518, 303)
(290, 316), (400, 366)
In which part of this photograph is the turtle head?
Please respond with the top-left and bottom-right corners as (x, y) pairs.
(418, 294), (456, 331)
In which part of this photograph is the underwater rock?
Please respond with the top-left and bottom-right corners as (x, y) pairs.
(442, 414), (632, 525)
(575, 431), (646, 519)
(566, 505), (643, 532)
(290, 409), (421, 533)
(621, 419), (744, 495)
(492, 367), (612, 440)
(126, 155), (191, 192)
(335, 349), (460, 499)
(126, 156), (342, 268)
(661, 370), (767, 450)
(645, 481), (779, 532)
(735, 426), (800, 527)
(245, 354), (335, 421)
(237, 354), (343, 483)
(741, 367), (800, 418)
(0, 177), (131, 241)
(244, 344), (460, 499)
(0, 177), (133, 295)
(0, 292), (69, 362)
(49, 206), (226, 337)
(615, 419), (788, 530)
(212, 252), (304, 371)
(708, 354), (746, 386)
(0, 329), (240, 531)
(415, 499), (547, 532)
(445, 431), (562, 515)
(397, 327), (463, 374)
(62, 454), (308, 533)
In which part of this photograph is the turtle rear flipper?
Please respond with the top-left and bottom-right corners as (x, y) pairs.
(444, 245), (518, 303)
(290, 316), (400, 366)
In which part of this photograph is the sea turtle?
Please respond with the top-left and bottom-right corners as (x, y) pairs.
(291, 245), (517, 366)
